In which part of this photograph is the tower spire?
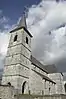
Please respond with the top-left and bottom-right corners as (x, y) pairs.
(18, 12), (27, 29)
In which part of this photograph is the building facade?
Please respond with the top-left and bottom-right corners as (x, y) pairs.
(0, 14), (65, 96)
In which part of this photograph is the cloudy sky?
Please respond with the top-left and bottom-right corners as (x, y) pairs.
(0, 0), (66, 72)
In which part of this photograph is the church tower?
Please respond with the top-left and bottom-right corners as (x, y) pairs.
(2, 14), (32, 94)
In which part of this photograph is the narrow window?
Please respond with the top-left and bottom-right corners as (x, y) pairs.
(22, 81), (26, 94)
(14, 35), (17, 42)
(7, 82), (11, 86)
(49, 87), (50, 92)
(26, 37), (28, 44)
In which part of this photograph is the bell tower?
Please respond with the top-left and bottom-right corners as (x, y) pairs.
(2, 14), (32, 94)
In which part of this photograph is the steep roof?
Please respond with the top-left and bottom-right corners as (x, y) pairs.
(44, 64), (58, 73)
(31, 55), (48, 73)
(10, 14), (32, 37)
(31, 55), (58, 74)
(18, 14), (27, 29)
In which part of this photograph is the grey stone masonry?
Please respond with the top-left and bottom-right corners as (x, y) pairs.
(2, 27), (32, 94)
(48, 73), (65, 94)
(0, 85), (15, 99)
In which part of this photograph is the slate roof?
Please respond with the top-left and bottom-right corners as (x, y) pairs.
(31, 55), (48, 73)
(18, 14), (27, 29)
(43, 64), (58, 73)
(31, 55), (58, 74)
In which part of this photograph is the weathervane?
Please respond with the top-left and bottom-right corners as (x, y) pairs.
(23, 6), (29, 18)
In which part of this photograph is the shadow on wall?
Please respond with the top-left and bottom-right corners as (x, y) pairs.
(64, 83), (66, 93)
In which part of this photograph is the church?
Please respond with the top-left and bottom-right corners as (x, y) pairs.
(0, 14), (66, 98)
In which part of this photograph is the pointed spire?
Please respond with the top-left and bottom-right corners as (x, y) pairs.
(18, 13), (27, 29)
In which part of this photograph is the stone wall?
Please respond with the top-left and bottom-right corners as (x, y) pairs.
(29, 68), (43, 95)
(0, 85), (15, 99)
(29, 64), (56, 95)
(48, 73), (65, 94)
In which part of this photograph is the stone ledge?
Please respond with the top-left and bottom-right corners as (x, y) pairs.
(0, 84), (14, 87)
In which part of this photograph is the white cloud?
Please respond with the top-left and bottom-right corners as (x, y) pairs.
(0, 32), (10, 69)
(0, 32), (10, 55)
(0, 16), (9, 25)
(0, 9), (11, 68)
(27, 0), (66, 66)
(3, 24), (11, 29)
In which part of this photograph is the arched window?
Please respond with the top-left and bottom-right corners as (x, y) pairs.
(22, 81), (26, 94)
(7, 82), (11, 86)
(64, 83), (66, 92)
(26, 37), (28, 44)
(14, 35), (18, 42)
